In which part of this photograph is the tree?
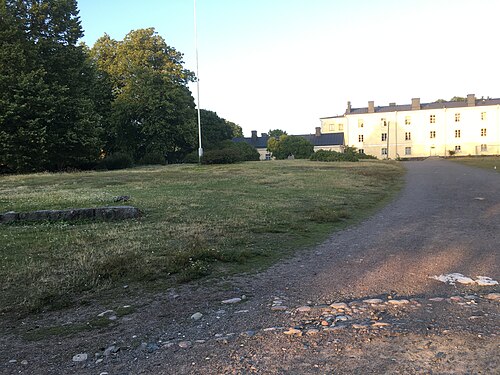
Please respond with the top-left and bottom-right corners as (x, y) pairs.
(90, 28), (197, 162)
(199, 109), (234, 149)
(1, 0), (104, 172)
(226, 120), (243, 138)
(268, 129), (287, 137)
(267, 135), (313, 159)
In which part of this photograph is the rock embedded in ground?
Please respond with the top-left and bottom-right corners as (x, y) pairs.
(363, 298), (384, 304)
(72, 353), (88, 362)
(284, 328), (302, 336)
(178, 341), (192, 349)
(330, 302), (348, 309)
(388, 299), (410, 305)
(191, 312), (203, 320)
(271, 306), (288, 311)
(297, 306), (312, 313)
(221, 298), (242, 304)
(484, 293), (500, 301)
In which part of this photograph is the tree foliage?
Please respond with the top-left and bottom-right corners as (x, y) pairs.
(90, 28), (197, 163)
(268, 129), (287, 137)
(267, 135), (313, 159)
(1, 0), (103, 172)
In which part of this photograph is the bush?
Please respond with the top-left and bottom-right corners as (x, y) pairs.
(202, 148), (240, 164)
(183, 151), (199, 164)
(138, 151), (165, 165)
(310, 149), (359, 162)
(99, 152), (133, 170)
(226, 141), (260, 161)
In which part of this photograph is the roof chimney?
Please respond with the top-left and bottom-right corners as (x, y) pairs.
(251, 130), (257, 141)
(467, 94), (476, 107)
(411, 98), (421, 110)
(315, 127), (321, 137)
(346, 101), (351, 114)
(389, 102), (396, 107)
(368, 101), (375, 113)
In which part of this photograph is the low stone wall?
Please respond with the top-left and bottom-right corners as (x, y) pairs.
(0, 206), (141, 224)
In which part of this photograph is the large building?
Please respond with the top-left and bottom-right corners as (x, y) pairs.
(320, 94), (500, 158)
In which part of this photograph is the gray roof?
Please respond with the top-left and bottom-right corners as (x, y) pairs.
(321, 98), (500, 119)
(232, 132), (345, 149)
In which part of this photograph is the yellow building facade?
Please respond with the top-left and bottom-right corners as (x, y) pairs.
(320, 95), (500, 158)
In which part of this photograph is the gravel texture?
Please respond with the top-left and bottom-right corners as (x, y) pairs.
(1, 158), (499, 374)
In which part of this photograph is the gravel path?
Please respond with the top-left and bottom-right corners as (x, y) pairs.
(2, 158), (499, 374)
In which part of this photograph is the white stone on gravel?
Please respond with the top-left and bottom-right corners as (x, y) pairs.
(72, 353), (88, 362)
(297, 306), (312, 312)
(271, 306), (288, 311)
(191, 312), (203, 320)
(363, 298), (384, 304)
(8, 360), (16, 364)
(485, 293), (500, 301)
(284, 328), (302, 336)
(429, 297), (444, 302)
(21, 360), (28, 365)
(429, 273), (498, 286)
(221, 298), (242, 304)
(330, 302), (348, 309)
(387, 299), (410, 305)
(97, 310), (114, 317)
(475, 276), (499, 286)
(234, 310), (249, 314)
(372, 322), (390, 327)
(178, 341), (192, 349)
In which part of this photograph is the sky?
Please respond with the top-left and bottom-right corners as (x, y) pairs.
(78, 0), (500, 137)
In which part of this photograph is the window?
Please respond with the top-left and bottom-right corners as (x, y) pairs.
(455, 113), (460, 122)
(381, 148), (388, 155)
(455, 129), (461, 138)
(481, 128), (487, 136)
(358, 119), (364, 128)
(455, 145), (461, 152)
(405, 116), (411, 125)
(265, 153), (272, 161)
(381, 118), (387, 126)
(359, 149), (365, 154)
(381, 133), (387, 141)
(405, 147), (411, 155)
(481, 112), (486, 120)
(481, 144), (488, 152)
(338, 124), (344, 131)
(329, 124), (335, 131)
(358, 135), (364, 142)
(405, 132), (411, 141)
(430, 130), (436, 139)
(430, 114), (436, 124)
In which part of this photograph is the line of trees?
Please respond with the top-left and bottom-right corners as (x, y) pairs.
(0, 0), (243, 173)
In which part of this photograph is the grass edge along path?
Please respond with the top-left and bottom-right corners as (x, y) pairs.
(448, 155), (500, 172)
(0, 160), (404, 315)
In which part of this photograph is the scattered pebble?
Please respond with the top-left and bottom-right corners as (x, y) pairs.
(297, 306), (312, 313)
(221, 298), (242, 304)
(178, 341), (192, 349)
(363, 299), (383, 304)
(387, 299), (410, 305)
(284, 328), (302, 336)
(330, 302), (348, 309)
(191, 312), (203, 321)
(97, 310), (115, 318)
(72, 353), (88, 362)
(271, 306), (288, 311)
(20, 360), (28, 365)
(485, 293), (500, 301)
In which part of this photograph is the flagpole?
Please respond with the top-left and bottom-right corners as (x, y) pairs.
(194, 0), (203, 162)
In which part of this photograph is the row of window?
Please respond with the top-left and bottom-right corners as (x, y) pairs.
(358, 128), (488, 143)
(380, 145), (488, 156)
(354, 112), (489, 128)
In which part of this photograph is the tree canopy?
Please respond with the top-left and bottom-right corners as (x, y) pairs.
(268, 129), (287, 137)
(267, 135), (314, 159)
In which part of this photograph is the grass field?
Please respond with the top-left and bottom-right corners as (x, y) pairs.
(0, 160), (404, 314)
(450, 156), (500, 172)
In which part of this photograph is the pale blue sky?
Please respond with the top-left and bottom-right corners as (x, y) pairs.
(78, 0), (500, 136)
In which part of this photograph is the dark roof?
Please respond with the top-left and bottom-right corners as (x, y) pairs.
(321, 98), (500, 119)
(232, 132), (344, 149)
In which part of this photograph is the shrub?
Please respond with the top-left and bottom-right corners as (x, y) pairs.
(99, 152), (133, 170)
(223, 141), (260, 161)
(183, 151), (200, 164)
(138, 151), (165, 165)
(310, 149), (359, 162)
(202, 148), (240, 164)
(270, 135), (314, 159)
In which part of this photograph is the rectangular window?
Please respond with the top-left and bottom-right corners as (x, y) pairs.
(329, 124), (335, 131)
(481, 144), (488, 152)
(455, 113), (460, 122)
(358, 135), (364, 142)
(381, 118), (387, 126)
(381, 148), (388, 155)
(405, 132), (411, 141)
(455, 145), (461, 152)
(481, 128), (487, 136)
(481, 112), (486, 120)
(338, 124), (344, 131)
(430, 114), (436, 124)
(405, 147), (411, 155)
(405, 116), (411, 125)
(358, 119), (364, 128)
(381, 133), (387, 141)
(430, 130), (436, 139)
(455, 129), (461, 138)
(359, 149), (365, 154)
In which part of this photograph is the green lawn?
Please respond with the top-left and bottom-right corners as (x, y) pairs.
(0, 160), (404, 314)
(449, 156), (500, 172)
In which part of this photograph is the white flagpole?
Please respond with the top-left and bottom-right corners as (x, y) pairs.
(194, 0), (203, 162)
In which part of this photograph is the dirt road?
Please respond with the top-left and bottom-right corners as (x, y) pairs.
(2, 159), (499, 374)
